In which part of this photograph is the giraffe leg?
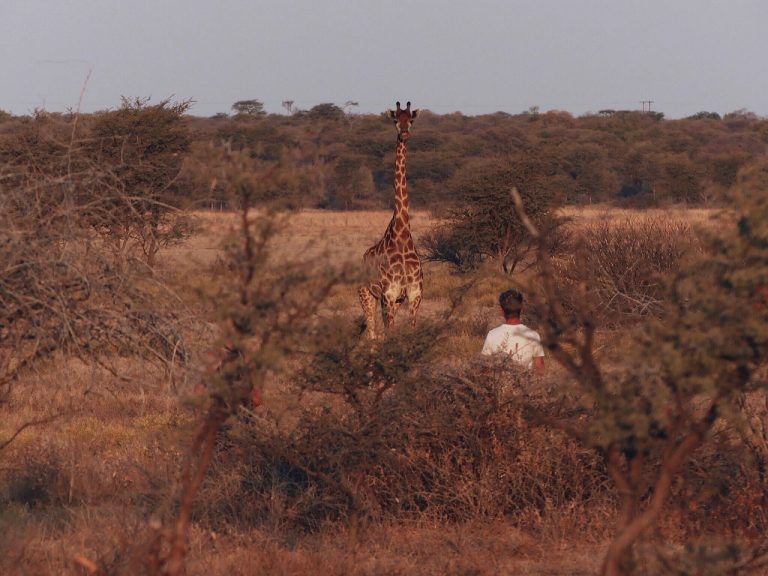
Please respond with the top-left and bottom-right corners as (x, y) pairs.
(408, 295), (422, 327)
(358, 286), (377, 340)
(381, 293), (398, 330)
(406, 282), (423, 328)
(392, 293), (405, 318)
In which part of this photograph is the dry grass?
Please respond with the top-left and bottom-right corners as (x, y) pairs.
(173, 206), (717, 267)
(0, 359), (609, 575)
(167, 209), (437, 269)
(182, 521), (603, 576)
(0, 364), (194, 575)
(559, 204), (720, 228)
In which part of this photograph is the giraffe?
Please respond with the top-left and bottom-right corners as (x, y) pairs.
(358, 101), (423, 340)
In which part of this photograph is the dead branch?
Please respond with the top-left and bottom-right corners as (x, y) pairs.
(0, 411), (69, 452)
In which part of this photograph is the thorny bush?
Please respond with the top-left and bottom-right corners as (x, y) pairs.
(551, 215), (702, 325)
(194, 324), (608, 533)
(0, 107), (188, 402)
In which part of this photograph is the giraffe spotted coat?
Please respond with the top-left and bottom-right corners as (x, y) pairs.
(358, 101), (423, 339)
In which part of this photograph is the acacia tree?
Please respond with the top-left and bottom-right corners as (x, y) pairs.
(87, 97), (192, 267)
(231, 99), (266, 116)
(0, 110), (186, 406)
(423, 156), (563, 274)
(307, 102), (345, 121)
(512, 171), (768, 575)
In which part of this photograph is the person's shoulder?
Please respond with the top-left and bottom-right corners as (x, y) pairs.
(486, 324), (509, 337)
(518, 324), (542, 340)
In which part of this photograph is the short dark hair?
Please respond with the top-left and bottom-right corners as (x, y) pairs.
(499, 289), (523, 318)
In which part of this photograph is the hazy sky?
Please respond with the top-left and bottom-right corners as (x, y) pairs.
(2, 0), (766, 118)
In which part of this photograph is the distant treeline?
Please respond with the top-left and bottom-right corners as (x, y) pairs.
(2, 102), (766, 211)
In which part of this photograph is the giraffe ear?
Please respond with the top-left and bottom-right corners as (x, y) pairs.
(387, 109), (397, 119)
(411, 109), (419, 119)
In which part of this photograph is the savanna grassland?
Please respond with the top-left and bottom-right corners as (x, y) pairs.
(0, 209), (601, 576)
(2, 101), (768, 575)
(3, 206), (767, 576)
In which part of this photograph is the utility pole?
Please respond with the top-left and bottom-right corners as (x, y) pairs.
(640, 100), (654, 113)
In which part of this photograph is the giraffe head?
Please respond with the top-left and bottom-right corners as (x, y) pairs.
(387, 101), (419, 142)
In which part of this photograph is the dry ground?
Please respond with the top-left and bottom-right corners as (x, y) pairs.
(0, 205), (720, 575)
(559, 204), (719, 226)
(173, 206), (718, 269)
(167, 209), (438, 269)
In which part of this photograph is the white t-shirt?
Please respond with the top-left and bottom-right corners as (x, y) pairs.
(481, 323), (545, 369)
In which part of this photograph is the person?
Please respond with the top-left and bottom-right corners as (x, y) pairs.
(481, 288), (545, 375)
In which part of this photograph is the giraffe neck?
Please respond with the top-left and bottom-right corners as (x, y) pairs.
(393, 139), (410, 228)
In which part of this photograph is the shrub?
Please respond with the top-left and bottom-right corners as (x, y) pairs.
(553, 216), (701, 325)
(0, 109), (186, 398)
(510, 173), (768, 574)
(231, 99), (266, 117)
(86, 97), (193, 267)
(193, 324), (608, 532)
(422, 158), (565, 274)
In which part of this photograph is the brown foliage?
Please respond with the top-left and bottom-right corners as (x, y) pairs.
(553, 215), (702, 325)
(511, 185), (768, 575)
(422, 156), (567, 274)
(195, 343), (608, 533)
(0, 168), (186, 403)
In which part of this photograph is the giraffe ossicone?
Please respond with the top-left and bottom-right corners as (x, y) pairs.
(358, 101), (423, 340)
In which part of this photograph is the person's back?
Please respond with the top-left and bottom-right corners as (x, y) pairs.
(482, 323), (543, 369)
(481, 288), (545, 375)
